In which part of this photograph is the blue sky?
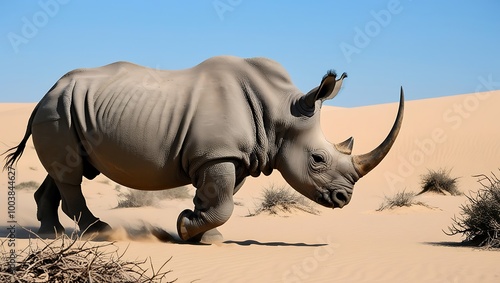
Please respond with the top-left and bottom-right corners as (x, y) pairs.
(1, 1), (499, 107)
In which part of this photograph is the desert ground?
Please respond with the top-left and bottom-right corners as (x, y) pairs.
(1, 90), (499, 282)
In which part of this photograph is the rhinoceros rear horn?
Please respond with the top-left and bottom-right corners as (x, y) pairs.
(335, 136), (354, 155)
(352, 88), (405, 177)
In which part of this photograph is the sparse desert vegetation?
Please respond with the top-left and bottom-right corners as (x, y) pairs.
(377, 189), (430, 211)
(418, 168), (461, 196)
(97, 179), (111, 185)
(0, 232), (175, 283)
(446, 172), (500, 248)
(116, 186), (191, 208)
(249, 185), (319, 216)
(16, 181), (39, 190)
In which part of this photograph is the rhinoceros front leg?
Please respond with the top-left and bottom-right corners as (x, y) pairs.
(177, 161), (236, 242)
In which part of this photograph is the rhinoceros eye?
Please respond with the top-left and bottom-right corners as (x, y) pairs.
(312, 153), (325, 164)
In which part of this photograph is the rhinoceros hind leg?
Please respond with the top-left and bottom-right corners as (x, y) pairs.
(34, 175), (65, 237)
(33, 119), (110, 236)
(55, 181), (111, 234)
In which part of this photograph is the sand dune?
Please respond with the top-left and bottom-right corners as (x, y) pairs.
(1, 91), (500, 282)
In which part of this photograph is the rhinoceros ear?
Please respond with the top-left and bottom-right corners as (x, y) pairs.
(298, 71), (348, 116)
(325, 72), (347, 102)
(299, 70), (337, 113)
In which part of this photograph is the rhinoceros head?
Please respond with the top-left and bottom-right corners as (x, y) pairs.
(276, 71), (404, 208)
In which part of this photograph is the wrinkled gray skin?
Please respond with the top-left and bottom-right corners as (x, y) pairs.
(3, 56), (404, 242)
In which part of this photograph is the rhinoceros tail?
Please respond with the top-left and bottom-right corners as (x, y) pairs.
(2, 104), (39, 171)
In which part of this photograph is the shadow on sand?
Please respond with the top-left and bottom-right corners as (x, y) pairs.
(0, 225), (76, 239)
(224, 239), (327, 247)
(422, 241), (481, 248)
(0, 224), (176, 242)
(1, 225), (327, 247)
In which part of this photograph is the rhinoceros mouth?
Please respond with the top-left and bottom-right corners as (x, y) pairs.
(316, 189), (350, 209)
(316, 191), (334, 207)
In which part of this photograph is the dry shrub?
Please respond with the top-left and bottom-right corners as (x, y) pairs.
(16, 181), (39, 190)
(446, 172), (500, 248)
(249, 185), (319, 216)
(0, 231), (175, 283)
(418, 168), (461, 195)
(116, 186), (191, 208)
(377, 189), (429, 211)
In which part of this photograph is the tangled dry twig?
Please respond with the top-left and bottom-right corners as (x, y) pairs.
(445, 171), (500, 248)
(0, 229), (175, 283)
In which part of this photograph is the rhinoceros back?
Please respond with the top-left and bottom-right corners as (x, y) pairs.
(32, 57), (299, 189)
(32, 62), (200, 188)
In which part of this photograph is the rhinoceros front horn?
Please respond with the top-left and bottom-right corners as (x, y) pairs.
(352, 88), (405, 177)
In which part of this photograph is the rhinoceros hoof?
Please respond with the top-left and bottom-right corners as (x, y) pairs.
(82, 220), (112, 237)
(176, 209), (225, 244)
(38, 224), (65, 238)
(177, 209), (195, 241)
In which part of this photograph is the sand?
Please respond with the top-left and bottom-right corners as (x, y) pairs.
(1, 91), (500, 282)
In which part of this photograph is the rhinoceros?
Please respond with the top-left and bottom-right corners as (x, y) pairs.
(4, 56), (403, 242)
